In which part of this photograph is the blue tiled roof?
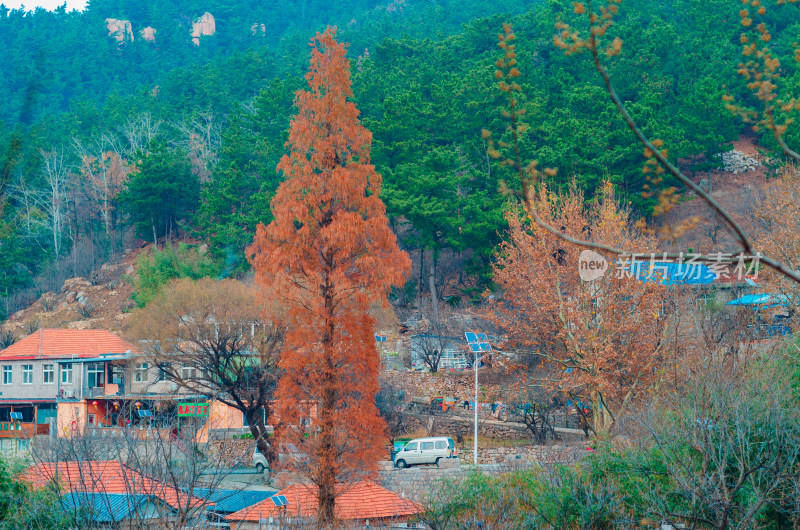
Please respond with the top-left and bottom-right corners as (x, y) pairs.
(191, 488), (276, 513)
(60, 492), (171, 523)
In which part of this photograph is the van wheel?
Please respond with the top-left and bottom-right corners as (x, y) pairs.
(435, 457), (442, 467)
(396, 459), (407, 469)
(256, 463), (265, 474)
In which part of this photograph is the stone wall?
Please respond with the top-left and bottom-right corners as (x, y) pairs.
(402, 411), (531, 440)
(457, 444), (586, 466)
(207, 439), (253, 468)
(385, 370), (484, 401)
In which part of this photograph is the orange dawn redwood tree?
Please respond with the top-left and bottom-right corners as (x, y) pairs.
(247, 28), (411, 522)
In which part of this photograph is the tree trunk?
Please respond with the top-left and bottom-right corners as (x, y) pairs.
(419, 248), (426, 301)
(318, 273), (337, 524)
(429, 250), (439, 324)
(591, 390), (614, 434)
(246, 407), (275, 463)
(152, 214), (158, 251)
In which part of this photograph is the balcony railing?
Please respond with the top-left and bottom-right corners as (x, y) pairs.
(0, 422), (48, 438)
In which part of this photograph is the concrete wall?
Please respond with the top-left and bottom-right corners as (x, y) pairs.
(0, 360), (60, 399)
(57, 401), (87, 437)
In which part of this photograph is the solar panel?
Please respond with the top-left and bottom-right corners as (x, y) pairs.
(465, 332), (492, 353)
(270, 495), (289, 507)
(9, 412), (22, 420)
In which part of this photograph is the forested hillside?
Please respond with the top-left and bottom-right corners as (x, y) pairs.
(0, 0), (796, 318)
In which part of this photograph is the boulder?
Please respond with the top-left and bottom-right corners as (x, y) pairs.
(139, 26), (156, 42)
(105, 18), (134, 43)
(191, 13), (215, 45)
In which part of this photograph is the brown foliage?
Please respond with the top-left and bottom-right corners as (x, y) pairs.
(491, 182), (669, 433)
(755, 166), (800, 305)
(247, 28), (411, 522)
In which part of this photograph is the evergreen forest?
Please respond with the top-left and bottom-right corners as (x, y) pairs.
(0, 0), (792, 316)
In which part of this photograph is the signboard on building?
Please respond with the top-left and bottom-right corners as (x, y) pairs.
(178, 403), (209, 417)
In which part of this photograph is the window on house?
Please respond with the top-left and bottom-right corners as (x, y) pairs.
(43, 364), (54, 384)
(134, 363), (149, 383)
(61, 364), (73, 384)
(181, 366), (198, 380)
(2, 366), (11, 385)
(86, 363), (105, 388)
(22, 365), (32, 385)
(157, 362), (171, 381)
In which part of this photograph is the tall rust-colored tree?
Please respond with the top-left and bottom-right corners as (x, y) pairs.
(491, 182), (670, 433)
(247, 28), (410, 523)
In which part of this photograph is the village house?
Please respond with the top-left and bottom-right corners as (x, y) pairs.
(0, 329), (137, 446)
(0, 329), (253, 444)
(19, 459), (211, 528)
(226, 481), (425, 529)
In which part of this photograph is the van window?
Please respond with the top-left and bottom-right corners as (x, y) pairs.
(447, 438), (455, 449)
(435, 440), (447, 449)
(404, 442), (417, 451)
(420, 442), (434, 450)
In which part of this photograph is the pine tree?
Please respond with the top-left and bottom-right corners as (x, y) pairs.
(248, 27), (410, 523)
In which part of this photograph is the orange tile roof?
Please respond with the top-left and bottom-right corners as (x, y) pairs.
(0, 329), (138, 360)
(226, 481), (423, 522)
(19, 460), (209, 510)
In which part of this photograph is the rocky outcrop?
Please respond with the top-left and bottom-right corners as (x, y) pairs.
(105, 18), (134, 43)
(191, 12), (216, 45)
(250, 23), (266, 35)
(139, 26), (156, 42)
(722, 149), (761, 174)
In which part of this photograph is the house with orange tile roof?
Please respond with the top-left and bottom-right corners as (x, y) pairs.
(20, 459), (213, 528)
(0, 328), (268, 449)
(226, 481), (425, 529)
(0, 329), (138, 442)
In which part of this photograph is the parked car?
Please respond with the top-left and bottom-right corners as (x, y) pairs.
(253, 448), (269, 474)
(393, 437), (457, 468)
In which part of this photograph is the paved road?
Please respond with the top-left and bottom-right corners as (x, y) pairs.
(199, 467), (276, 491)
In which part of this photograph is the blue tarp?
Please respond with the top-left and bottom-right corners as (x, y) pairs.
(726, 293), (791, 308)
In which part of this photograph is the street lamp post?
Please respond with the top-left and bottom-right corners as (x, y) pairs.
(473, 352), (487, 466)
(465, 332), (491, 467)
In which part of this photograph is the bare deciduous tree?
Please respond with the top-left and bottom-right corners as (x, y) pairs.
(126, 277), (285, 462)
(28, 411), (247, 529)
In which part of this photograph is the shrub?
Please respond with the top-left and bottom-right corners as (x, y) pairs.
(422, 356), (800, 529)
(131, 244), (221, 308)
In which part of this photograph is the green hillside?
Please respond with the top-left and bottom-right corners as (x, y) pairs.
(1, 0), (797, 317)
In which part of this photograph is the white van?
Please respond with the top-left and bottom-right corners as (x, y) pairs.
(393, 437), (457, 468)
